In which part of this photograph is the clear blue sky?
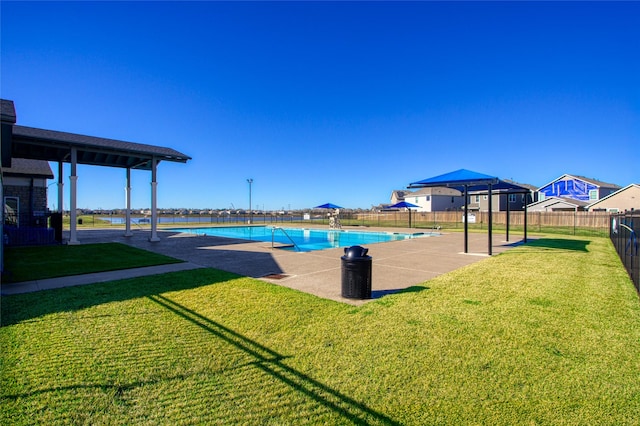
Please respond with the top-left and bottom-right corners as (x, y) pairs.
(2, 1), (638, 211)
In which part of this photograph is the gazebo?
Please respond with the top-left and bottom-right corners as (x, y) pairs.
(408, 169), (531, 255)
(1, 99), (191, 244)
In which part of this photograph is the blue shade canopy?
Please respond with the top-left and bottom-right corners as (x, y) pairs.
(315, 203), (343, 209)
(408, 168), (530, 255)
(409, 169), (529, 193)
(410, 169), (498, 187)
(388, 201), (420, 209)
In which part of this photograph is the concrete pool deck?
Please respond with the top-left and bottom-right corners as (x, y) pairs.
(3, 227), (526, 305)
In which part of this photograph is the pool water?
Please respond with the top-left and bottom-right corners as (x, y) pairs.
(168, 226), (437, 252)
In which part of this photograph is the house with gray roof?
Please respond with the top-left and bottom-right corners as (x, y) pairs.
(537, 174), (620, 203)
(468, 180), (537, 212)
(392, 187), (465, 212)
(527, 196), (590, 212)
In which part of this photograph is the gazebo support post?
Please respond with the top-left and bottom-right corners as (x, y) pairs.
(57, 161), (64, 214)
(464, 184), (469, 253)
(68, 147), (80, 245)
(488, 183), (493, 256)
(524, 194), (528, 243)
(149, 158), (160, 242)
(506, 193), (510, 242)
(124, 167), (133, 237)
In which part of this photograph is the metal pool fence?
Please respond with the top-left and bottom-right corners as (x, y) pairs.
(610, 212), (639, 293)
(68, 211), (611, 236)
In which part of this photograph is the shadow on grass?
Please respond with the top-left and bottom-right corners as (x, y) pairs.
(147, 294), (402, 425)
(2, 272), (402, 425)
(520, 238), (591, 252)
(371, 286), (429, 299)
(0, 268), (237, 326)
(1, 242), (183, 283)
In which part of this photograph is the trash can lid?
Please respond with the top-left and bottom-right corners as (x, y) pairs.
(343, 245), (368, 258)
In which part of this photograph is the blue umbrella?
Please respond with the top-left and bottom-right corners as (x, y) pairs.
(315, 203), (343, 209)
(387, 201), (420, 228)
(387, 201), (419, 209)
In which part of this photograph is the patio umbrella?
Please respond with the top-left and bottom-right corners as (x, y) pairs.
(315, 203), (343, 228)
(314, 203), (343, 209)
(387, 201), (420, 228)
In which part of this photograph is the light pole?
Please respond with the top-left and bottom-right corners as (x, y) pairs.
(247, 178), (253, 224)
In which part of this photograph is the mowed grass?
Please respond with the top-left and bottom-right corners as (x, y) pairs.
(2, 243), (182, 283)
(1, 236), (639, 424)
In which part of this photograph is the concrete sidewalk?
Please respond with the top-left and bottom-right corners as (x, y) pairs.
(1, 262), (202, 295)
(1, 227), (526, 304)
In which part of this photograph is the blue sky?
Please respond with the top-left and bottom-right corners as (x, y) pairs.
(2, 1), (638, 211)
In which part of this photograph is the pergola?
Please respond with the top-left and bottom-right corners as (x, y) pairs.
(408, 169), (531, 255)
(1, 99), (191, 244)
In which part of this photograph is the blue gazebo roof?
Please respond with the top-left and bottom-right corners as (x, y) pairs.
(409, 168), (530, 193)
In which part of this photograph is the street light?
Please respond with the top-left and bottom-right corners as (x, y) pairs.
(247, 178), (253, 224)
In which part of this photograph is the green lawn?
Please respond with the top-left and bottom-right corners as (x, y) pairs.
(2, 243), (182, 283)
(1, 236), (639, 424)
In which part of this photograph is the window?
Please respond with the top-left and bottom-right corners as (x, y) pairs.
(474, 195), (480, 203)
(589, 189), (598, 200)
(426, 195), (430, 201)
(4, 197), (19, 226)
(509, 194), (516, 203)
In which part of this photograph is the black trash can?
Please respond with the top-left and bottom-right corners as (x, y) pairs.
(50, 212), (63, 242)
(77, 218), (83, 225)
(341, 245), (372, 299)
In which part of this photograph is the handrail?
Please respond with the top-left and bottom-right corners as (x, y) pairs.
(271, 227), (301, 251)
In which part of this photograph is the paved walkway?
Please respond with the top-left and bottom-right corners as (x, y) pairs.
(2, 227), (526, 305)
(1, 262), (201, 295)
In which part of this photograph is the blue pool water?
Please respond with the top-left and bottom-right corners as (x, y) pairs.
(168, 226), (437, 252)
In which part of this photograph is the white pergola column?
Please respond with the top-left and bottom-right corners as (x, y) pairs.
(149, 158), (160, 242)
(124, 167), (133, 237)
(57, 161), (64, 213)
(68, 147), (80, 245)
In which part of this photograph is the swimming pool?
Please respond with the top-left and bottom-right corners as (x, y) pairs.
(168, 226), (437, 252)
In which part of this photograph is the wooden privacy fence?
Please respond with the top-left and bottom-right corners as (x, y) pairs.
(348, 211), (610, 234)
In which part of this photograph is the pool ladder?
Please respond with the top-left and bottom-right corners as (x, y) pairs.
(271, 227), (301, 251)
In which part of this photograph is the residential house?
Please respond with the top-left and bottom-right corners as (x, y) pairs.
(396, 187), (465, 212)
(538, 174), (620, 203)
(468, 181), (537, 212)
(587, 184), (640, 213)
(527, 197), (590, 212)
(390, 190), (411, 205)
